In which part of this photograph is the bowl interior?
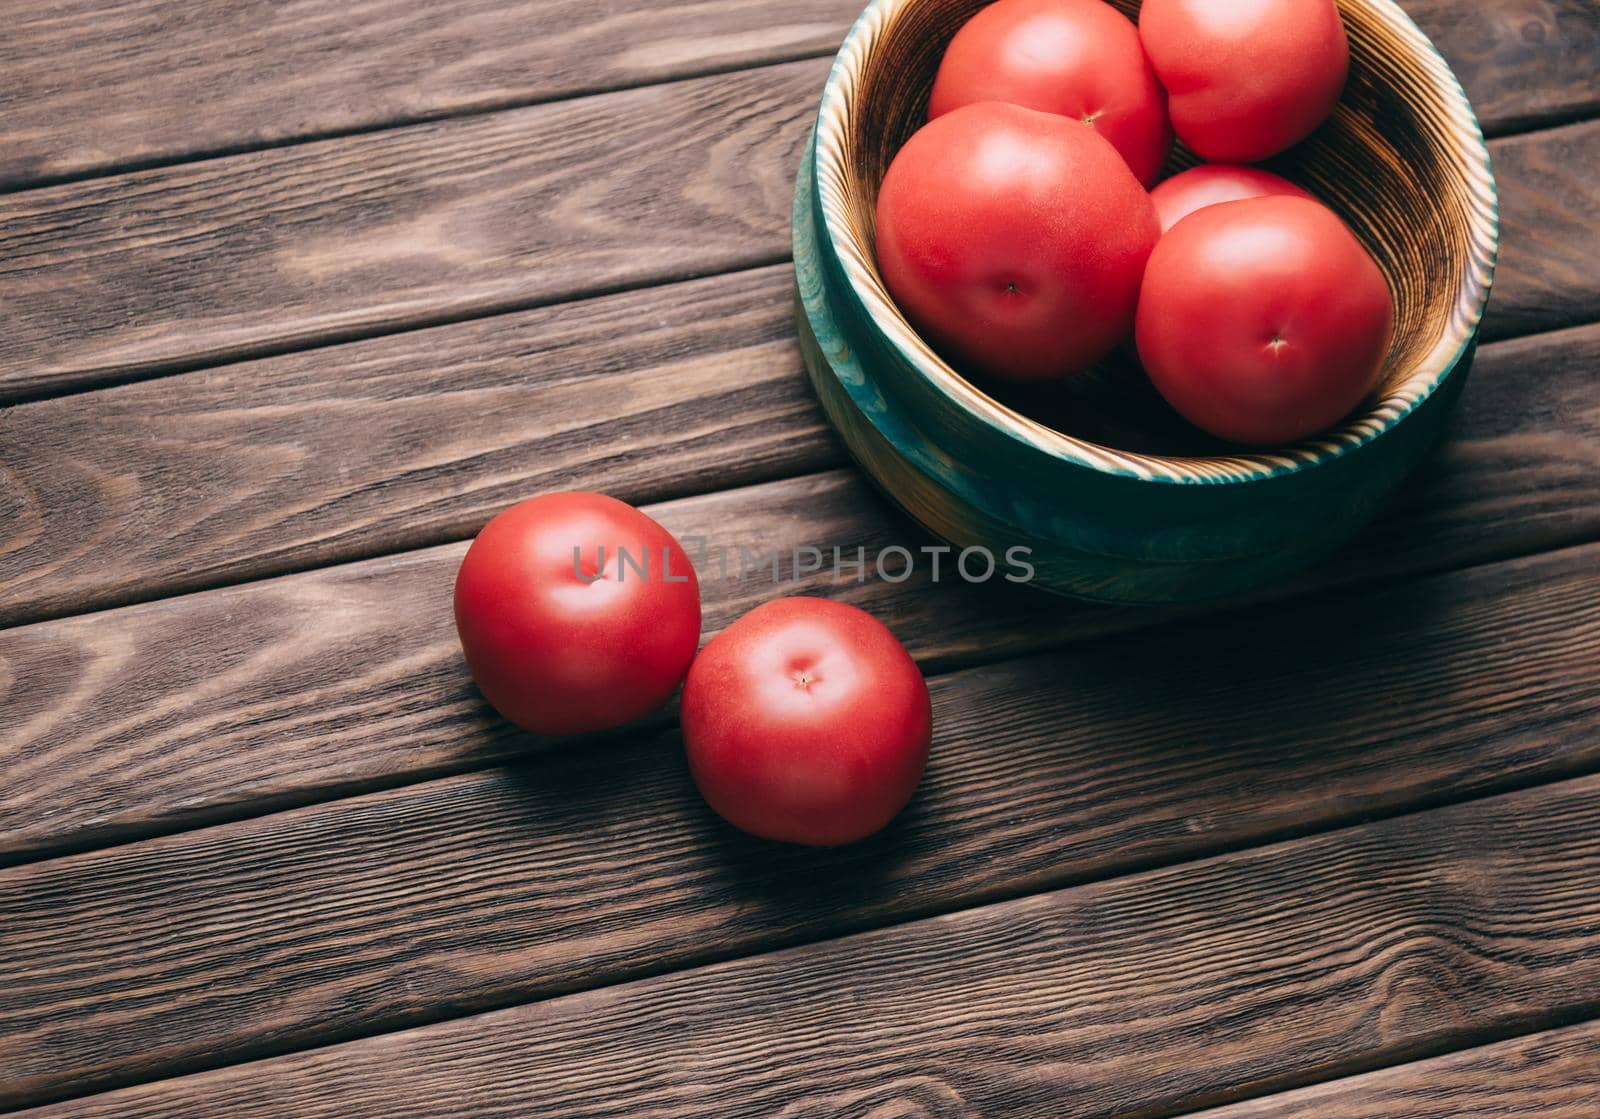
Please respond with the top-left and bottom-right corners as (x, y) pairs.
(816, 0), (1498, 478)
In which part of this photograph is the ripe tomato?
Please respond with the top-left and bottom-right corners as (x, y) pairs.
(454, 492), (701, 736)
(1139, 0), (1349, 162)
(681, 597), (932, 846)
(1149, 164), (1314, 234)
(928, 0), (1172, 184)
(1135, 195), (1393, 446)
(875, 101), (1159, 381)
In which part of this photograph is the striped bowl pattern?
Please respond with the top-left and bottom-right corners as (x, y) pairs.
(794, 0), (1499, 603)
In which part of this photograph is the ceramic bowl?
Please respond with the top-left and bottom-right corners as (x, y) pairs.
(793, 0), (1499, 604)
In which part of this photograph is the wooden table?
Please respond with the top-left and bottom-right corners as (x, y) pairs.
(2, 1), (1599, 1115)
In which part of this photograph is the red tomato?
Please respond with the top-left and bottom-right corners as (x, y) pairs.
(1135, 196), (1393, 445)
(1149, 164), (1314, 234)
(454, 492), (701, 736)
(875, 101), (1159, 381)
(681, 597), (932, 846)
(928, 0), (1172, 184)
(1139, 0), (1349, 162)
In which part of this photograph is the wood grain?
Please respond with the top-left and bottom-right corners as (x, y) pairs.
(0, 0), (860, 190)
(1481, 118), (1600, 341)
(13, 774), (1600, 1117)
(3, 542), (1600, 1106)
(5, 321), (1600, 863)
(0, 3), (1593, 1112)
(2, 65), (1597, 404)
(1412, 0), (1600, 137)
(0, 60), (821, 403)
(1190, 1020), (1600, 1119)
(0, 0), (1592, 190)
(0, 265), (838, 627)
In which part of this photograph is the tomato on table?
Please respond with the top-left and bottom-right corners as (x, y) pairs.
(454, 492), (701, 736)
(681, 597), (932, 847)
(928, 0), (1172, 184)
(1135, 195), (1394, 446)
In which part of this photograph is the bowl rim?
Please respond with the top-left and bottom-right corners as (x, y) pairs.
(810, 0), (1501, 486)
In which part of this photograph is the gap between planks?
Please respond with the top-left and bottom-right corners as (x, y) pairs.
(0, 53), (841, 199)
(1172, 1017), (1600, 1119)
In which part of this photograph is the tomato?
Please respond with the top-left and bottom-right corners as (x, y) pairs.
(1139, 0), (1349, 162)
(1135, 196), (1393, 445)
(928, 0), (1172, 184)
(1149, 164), (1314, 234)
(681, 597), (932, 846)
(453, 492), (701, 736)
(875, 101), (1159, 382)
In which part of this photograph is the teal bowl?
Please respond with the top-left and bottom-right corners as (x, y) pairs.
(794, 0), (1499, 604)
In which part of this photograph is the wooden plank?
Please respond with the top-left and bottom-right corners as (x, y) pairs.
(13, 774), (1600, 1117)
(1482, 118), (1600, 341)
(3, 542), (1599, 1107)
(0, 0), (860, 190)
(0, 265), (838, 627)
(5, 321), (1600, 863)
(1189, 1021), (1600, 1119)
(1, 0), (1593, 190)
(1414, 0), (1600, 137)
(2, 65), (1597, 405)
(0, 59), (822, 403)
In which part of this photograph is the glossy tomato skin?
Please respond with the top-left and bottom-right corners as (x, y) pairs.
(1149, 164), (1314, 234)
(681, 597), (932, 847)
(876, 101), (1159, 382)
(1135, 196), (1393, 446)
(928, 0), (1172, 184)
(454, 492), (701, 736)
(1139, 0), (1349, 162)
